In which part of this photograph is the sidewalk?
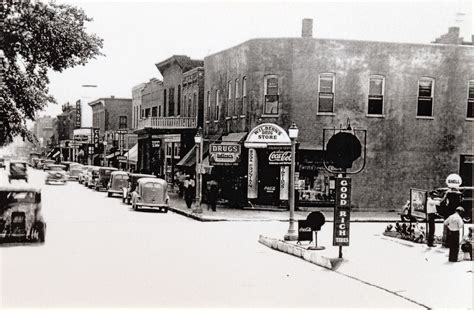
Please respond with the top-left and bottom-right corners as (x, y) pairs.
(168, 193), (401, 222)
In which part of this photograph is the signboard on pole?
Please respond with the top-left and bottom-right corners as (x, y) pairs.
(410, 188), (427, 219)
(333, 177), (351, 246)
(279, 166), (289, 200)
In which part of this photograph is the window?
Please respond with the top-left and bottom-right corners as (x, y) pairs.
(119, 116), (127, 129)
(368, 75), (385, 115)
(242, 76), (247, 116)
(215, 90), (220, 120)
(235, 79), (240, 115)
(183, 95), (187, 116)
(177, 85), (181, 116)
(467, 80), (474, 118)
(318, 73), (335, 113)
(417, 77), (434, 117)
(193, 93), (197, 117)
(152, 107), (157, 117)
(227, 81), (232, 116)
(145, 108), (150, 117)
(163, 89), (167, 116)
(264, 75), (279, 115)
(141, 109), (144, 118)
(169, 87), (175, 116)
(207, 91), (211, 121)
(158, 106), (162, 117)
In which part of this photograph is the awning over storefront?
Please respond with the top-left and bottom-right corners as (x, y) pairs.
(176, 142), (211, 167)
(221, 132), (247, 143)
(106, 152), (120, 159)
(119, 144), (137, 164)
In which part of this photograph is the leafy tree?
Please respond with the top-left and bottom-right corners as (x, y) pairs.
(0, 0), (103, 145)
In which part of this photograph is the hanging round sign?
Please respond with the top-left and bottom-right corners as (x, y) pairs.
(445, 173), (462, 188)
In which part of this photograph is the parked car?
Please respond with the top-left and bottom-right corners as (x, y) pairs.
(123, 173), (157, 204)
(107, 171), (129, 198)
(68, 163), (84, 181)
(78, 165), (93, 184)
(8, 161), (28, 183)
(83, 166), (96, 187)
(87, 167), (100, 188)
(45, 164), (67, 185)
(36, 159), (45, 170)
(94, 167), (118, 191)
(400, 186), (473, 223)
(0, 184), (46, 243)
(42, 160), (56, 171)
(131, 178), (169, 212)
(0, 157), (5, 169)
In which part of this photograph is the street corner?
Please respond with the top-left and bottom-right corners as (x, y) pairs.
(258, 235), (336, 270)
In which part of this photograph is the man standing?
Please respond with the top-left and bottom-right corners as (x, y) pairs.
(444, 206), (464, 262)
(183, 175), (195, 209)
(426, 191), (441, 247)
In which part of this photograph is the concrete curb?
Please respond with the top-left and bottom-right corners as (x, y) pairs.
(168, 206), (226, 222)
(258, 235), (340, 270)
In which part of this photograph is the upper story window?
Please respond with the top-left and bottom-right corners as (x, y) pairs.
(158, 105), (162, 117)
(183, 95), (187, 115)
(207, 91), (211, 120)
(177, 85), (181, 116)
(215, 90), (220, 120)
(417, 77), (434, 117)
(188, 96), (192, 117)
(227, 81), (232, 116)
(318, 73), (335, 113)
(264, 75), (279, 115)
(242, 76), (247, 116)
(368, 75), (385, 115)
(193, 93), (197, 117)
(119, 116), (127, 129)
(152, 107), (157, 117)
(235, 79), (240, 99)
(467, 80), (474, 119)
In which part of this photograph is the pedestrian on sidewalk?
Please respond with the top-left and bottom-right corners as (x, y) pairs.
(206, 180), (218, 212)
(444, 206), (464, 262)
(440, 187), (462, 247)
(460, 227), (473, 261)
(426, 191), (441, 247)
(183, 175), (195, 209)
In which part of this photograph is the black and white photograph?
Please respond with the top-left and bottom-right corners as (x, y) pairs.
(0, 0), (473, 308)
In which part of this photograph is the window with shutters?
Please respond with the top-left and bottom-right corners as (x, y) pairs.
(215, 90), (220, 121)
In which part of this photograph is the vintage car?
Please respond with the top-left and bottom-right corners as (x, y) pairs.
(36, 159), (45, 170)
(45, 164), (67, 185)
(94, 167), (118, 191)
(107, 171), (129, 197)
(131, 178), (169, 212)
(0, 157), (5, 169)
(8, 161), (28, 183)
(68, 163), (84, 181)
(400, 186), (473, 223)
(87, 167), (101, 189)
(82, 166), (96, 187)
(43, 159), (56, 171)
(0, 185), (46, 243)
(123, 173), (157, 204)
(78, 165), (93, 184)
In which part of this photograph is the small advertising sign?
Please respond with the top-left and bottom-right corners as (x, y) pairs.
(410, 189), (427, 219)
(279, 166), (289, 200)
(210, 143), (241, 166)
(333, 177), (351, 246)
(116, 155), (127, 161)
(151, 140), (161, 148)
(298, 220), (313, 242)
(93, 128), (100, 148)
(75, 100), (81, 129)
(267, 150), (291, 165)
(247, 149), (258, 199)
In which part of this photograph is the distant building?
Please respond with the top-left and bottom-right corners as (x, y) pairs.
(132, 83), (146, 130)
(32, 115), (53, 149)
(88, 96), (133, 135)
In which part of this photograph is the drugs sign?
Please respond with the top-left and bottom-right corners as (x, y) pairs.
(333, 177), (351, 246)
(210, 143), (241, 166)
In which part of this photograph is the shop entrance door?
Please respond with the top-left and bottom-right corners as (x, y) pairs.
(459, 154), (473, 186)
(258, 158), (280, 206)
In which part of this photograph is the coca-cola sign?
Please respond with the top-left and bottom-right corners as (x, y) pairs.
(268, 150), (291, 165)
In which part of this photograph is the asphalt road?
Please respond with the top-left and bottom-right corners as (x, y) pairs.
(0, 167), (419, 308)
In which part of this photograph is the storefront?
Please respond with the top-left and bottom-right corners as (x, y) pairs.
(244, 123), (292, 207)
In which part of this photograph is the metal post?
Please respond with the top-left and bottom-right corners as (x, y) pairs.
(199, 138), (203, 206)
(284, 135), (297, 241)
(194, 140), (203, 214)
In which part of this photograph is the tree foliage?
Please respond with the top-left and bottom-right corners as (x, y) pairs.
(1, 0), (104, 145)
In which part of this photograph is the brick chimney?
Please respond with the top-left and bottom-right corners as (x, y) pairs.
(302, 18), (313, 38)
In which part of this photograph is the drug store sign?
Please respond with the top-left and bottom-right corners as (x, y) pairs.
(210, 143), (241, 166)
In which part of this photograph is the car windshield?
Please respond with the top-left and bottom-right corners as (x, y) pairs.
(0, 191), (36, 206)
(143, 182), (161, 188)
(50, 166), (65, 171)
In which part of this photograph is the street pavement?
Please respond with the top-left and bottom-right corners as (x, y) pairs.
(0, 167), (472, 308)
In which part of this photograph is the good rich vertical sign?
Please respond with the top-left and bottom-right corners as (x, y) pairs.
(333, 177), (351, 246)
(247, 148), (258, 199)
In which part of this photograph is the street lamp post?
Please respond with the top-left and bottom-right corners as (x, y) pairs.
(284, 122), (299, 241)
(193, 127), (203, 214)
(103, 140), (107, 167)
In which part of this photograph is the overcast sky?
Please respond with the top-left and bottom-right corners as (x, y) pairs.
(44, 0), (473, 125)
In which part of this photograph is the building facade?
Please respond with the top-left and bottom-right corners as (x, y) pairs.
(132, 83), (146, 130)
(135, 55), (204, 181)
(202, 20), (474, 210)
